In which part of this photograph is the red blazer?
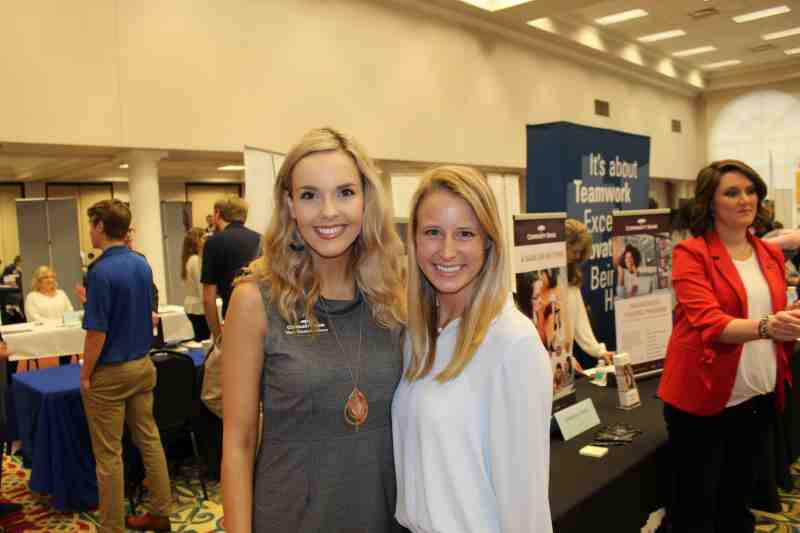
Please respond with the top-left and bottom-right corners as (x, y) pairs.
(658, 230), (793, 415)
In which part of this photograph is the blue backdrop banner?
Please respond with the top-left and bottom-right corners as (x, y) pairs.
(526, 122), (650, 354)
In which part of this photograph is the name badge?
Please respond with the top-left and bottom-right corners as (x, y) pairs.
(285, 319), (328, 336)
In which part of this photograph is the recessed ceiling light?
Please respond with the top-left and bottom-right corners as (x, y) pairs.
(595, 9), (648, 26)
(733, 5), (791, 23)
(763, 27), (800, 40)
(702, 59), (742, 69)
(672, 45), (717, 57)
(456, 0), (531, 11)
(218, 165), (245, 171)
(637, 29), (687, 43)
(527, 18), (556, 33)
(118, 163), (129, 169)
(785, 47), (800, 55)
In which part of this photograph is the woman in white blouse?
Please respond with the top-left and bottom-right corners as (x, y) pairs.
(25, 265), (74, 365)
(181, 227), (210, 341)
(564, 219), (613, 370)
(392, 166), (553, 533)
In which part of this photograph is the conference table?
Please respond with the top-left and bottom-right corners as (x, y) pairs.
(0, 306), (196, 361)
(10, 350), (205, 512)
(550, 377), (667, 532)
(9, 362), (797, 523)
(551, 360), (800, 532)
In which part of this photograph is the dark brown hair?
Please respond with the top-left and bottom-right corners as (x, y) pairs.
(690, 159), (770, 237)
(181, 227), (206, 280)
(87, 199), (131, 240)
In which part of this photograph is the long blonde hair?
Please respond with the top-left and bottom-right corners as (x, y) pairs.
(405, 166), (510, 383)
(246, 127), (405, 330)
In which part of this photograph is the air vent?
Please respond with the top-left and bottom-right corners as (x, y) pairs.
(749, 43), (776, 53)
(689, 7), (720, 20)
(671, 119), (682, 133)
(594, 99), (610, 117)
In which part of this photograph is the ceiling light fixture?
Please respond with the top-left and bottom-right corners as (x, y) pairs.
(672, 45), (717, 57)
(637, 29), (686, 43)
(118, 163), (129, 169)
(527, 18), (556, 33)
(595, 9), (648, 26)
(701, 59), (742, 69)
(763, 27), (800, 40)
(785, 47), (800, 55)
(456, 0), (531, 12)
(218, 164), (245, 171)
(733, 5), (791, 23)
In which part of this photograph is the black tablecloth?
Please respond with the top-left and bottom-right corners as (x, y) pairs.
(550, 377), (667, 533)
(551, 361), (800, 532)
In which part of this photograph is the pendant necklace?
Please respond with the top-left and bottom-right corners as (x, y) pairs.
(322, 295), (368, 430)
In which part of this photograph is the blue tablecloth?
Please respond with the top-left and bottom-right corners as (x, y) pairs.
(11, 350), (205, 512)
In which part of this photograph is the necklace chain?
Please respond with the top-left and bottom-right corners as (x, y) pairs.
(321, 295), (364, 390)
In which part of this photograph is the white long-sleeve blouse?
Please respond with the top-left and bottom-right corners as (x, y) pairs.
(25, 289), (74, 323)
(565, 285), (607, 359)
(392, 295), (553, 533)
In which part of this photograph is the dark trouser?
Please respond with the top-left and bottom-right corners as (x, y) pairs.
(58, 355), (72, 366)
(193, 401), (222, 481)
(187, 314), (210, 342)
(663, 393), (775, 533)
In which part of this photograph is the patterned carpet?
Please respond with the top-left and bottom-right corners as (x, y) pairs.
(0, 455), (223, 532)
(753, 463), (800, 532)
(3, 454), (800, 531)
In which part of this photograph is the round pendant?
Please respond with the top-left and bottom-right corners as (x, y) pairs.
(344, 388), (369, 428)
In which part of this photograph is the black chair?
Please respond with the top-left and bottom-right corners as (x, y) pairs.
(126, 350), (207, 513)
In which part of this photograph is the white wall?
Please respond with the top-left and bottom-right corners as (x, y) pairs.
(2, 0), (704, 181)
(704, 78), (800, 226)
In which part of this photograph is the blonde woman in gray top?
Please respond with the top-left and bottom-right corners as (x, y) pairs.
(221, 128), (407, 533)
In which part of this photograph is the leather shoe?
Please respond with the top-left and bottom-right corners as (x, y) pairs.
(125, 512), (171, 532)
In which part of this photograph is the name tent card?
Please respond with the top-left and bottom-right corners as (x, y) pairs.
(553, 398), (601, 441)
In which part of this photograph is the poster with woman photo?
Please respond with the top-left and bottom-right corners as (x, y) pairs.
(512, 213), (574, 411)
(611, 209), (673, 375)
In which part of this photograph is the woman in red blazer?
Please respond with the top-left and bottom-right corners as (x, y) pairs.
(658, 160), (800, 533)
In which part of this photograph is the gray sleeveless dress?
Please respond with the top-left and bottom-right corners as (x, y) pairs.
(252, 284), (406, 532)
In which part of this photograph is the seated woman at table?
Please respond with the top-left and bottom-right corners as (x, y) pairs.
(181, 227), (210, 341)
(25, 266), (75, 366)
(659, 159), (800, 532)
(392, 165), (553, 533)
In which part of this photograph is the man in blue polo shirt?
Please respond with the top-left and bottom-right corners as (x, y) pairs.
(80, 200), (172, 533)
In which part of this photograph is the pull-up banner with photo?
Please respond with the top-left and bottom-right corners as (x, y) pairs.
(512, 213), (574, 412)
(611, 208), (673, 375)
(526, 122), (650, 355)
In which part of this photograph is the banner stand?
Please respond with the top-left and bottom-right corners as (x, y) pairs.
(611, 208), (673, 377)
(512, 212), (576, 413)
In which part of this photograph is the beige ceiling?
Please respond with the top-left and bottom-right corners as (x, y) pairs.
(433, 0), (800, 75)
(0, 142), (244, 184)
(3, 1), (799, 184)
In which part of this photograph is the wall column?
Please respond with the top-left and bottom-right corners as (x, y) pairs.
(127, 150), (167, 304)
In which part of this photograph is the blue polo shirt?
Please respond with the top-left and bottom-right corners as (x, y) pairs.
(83, 245), (153, 365)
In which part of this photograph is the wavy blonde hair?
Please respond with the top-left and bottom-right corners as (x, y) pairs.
(245, 127), (405, 330)
(31, 265), (57, 292)
(405, 166), (510, 383)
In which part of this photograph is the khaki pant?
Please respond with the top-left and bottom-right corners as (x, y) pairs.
(81, 356), (172, 533)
